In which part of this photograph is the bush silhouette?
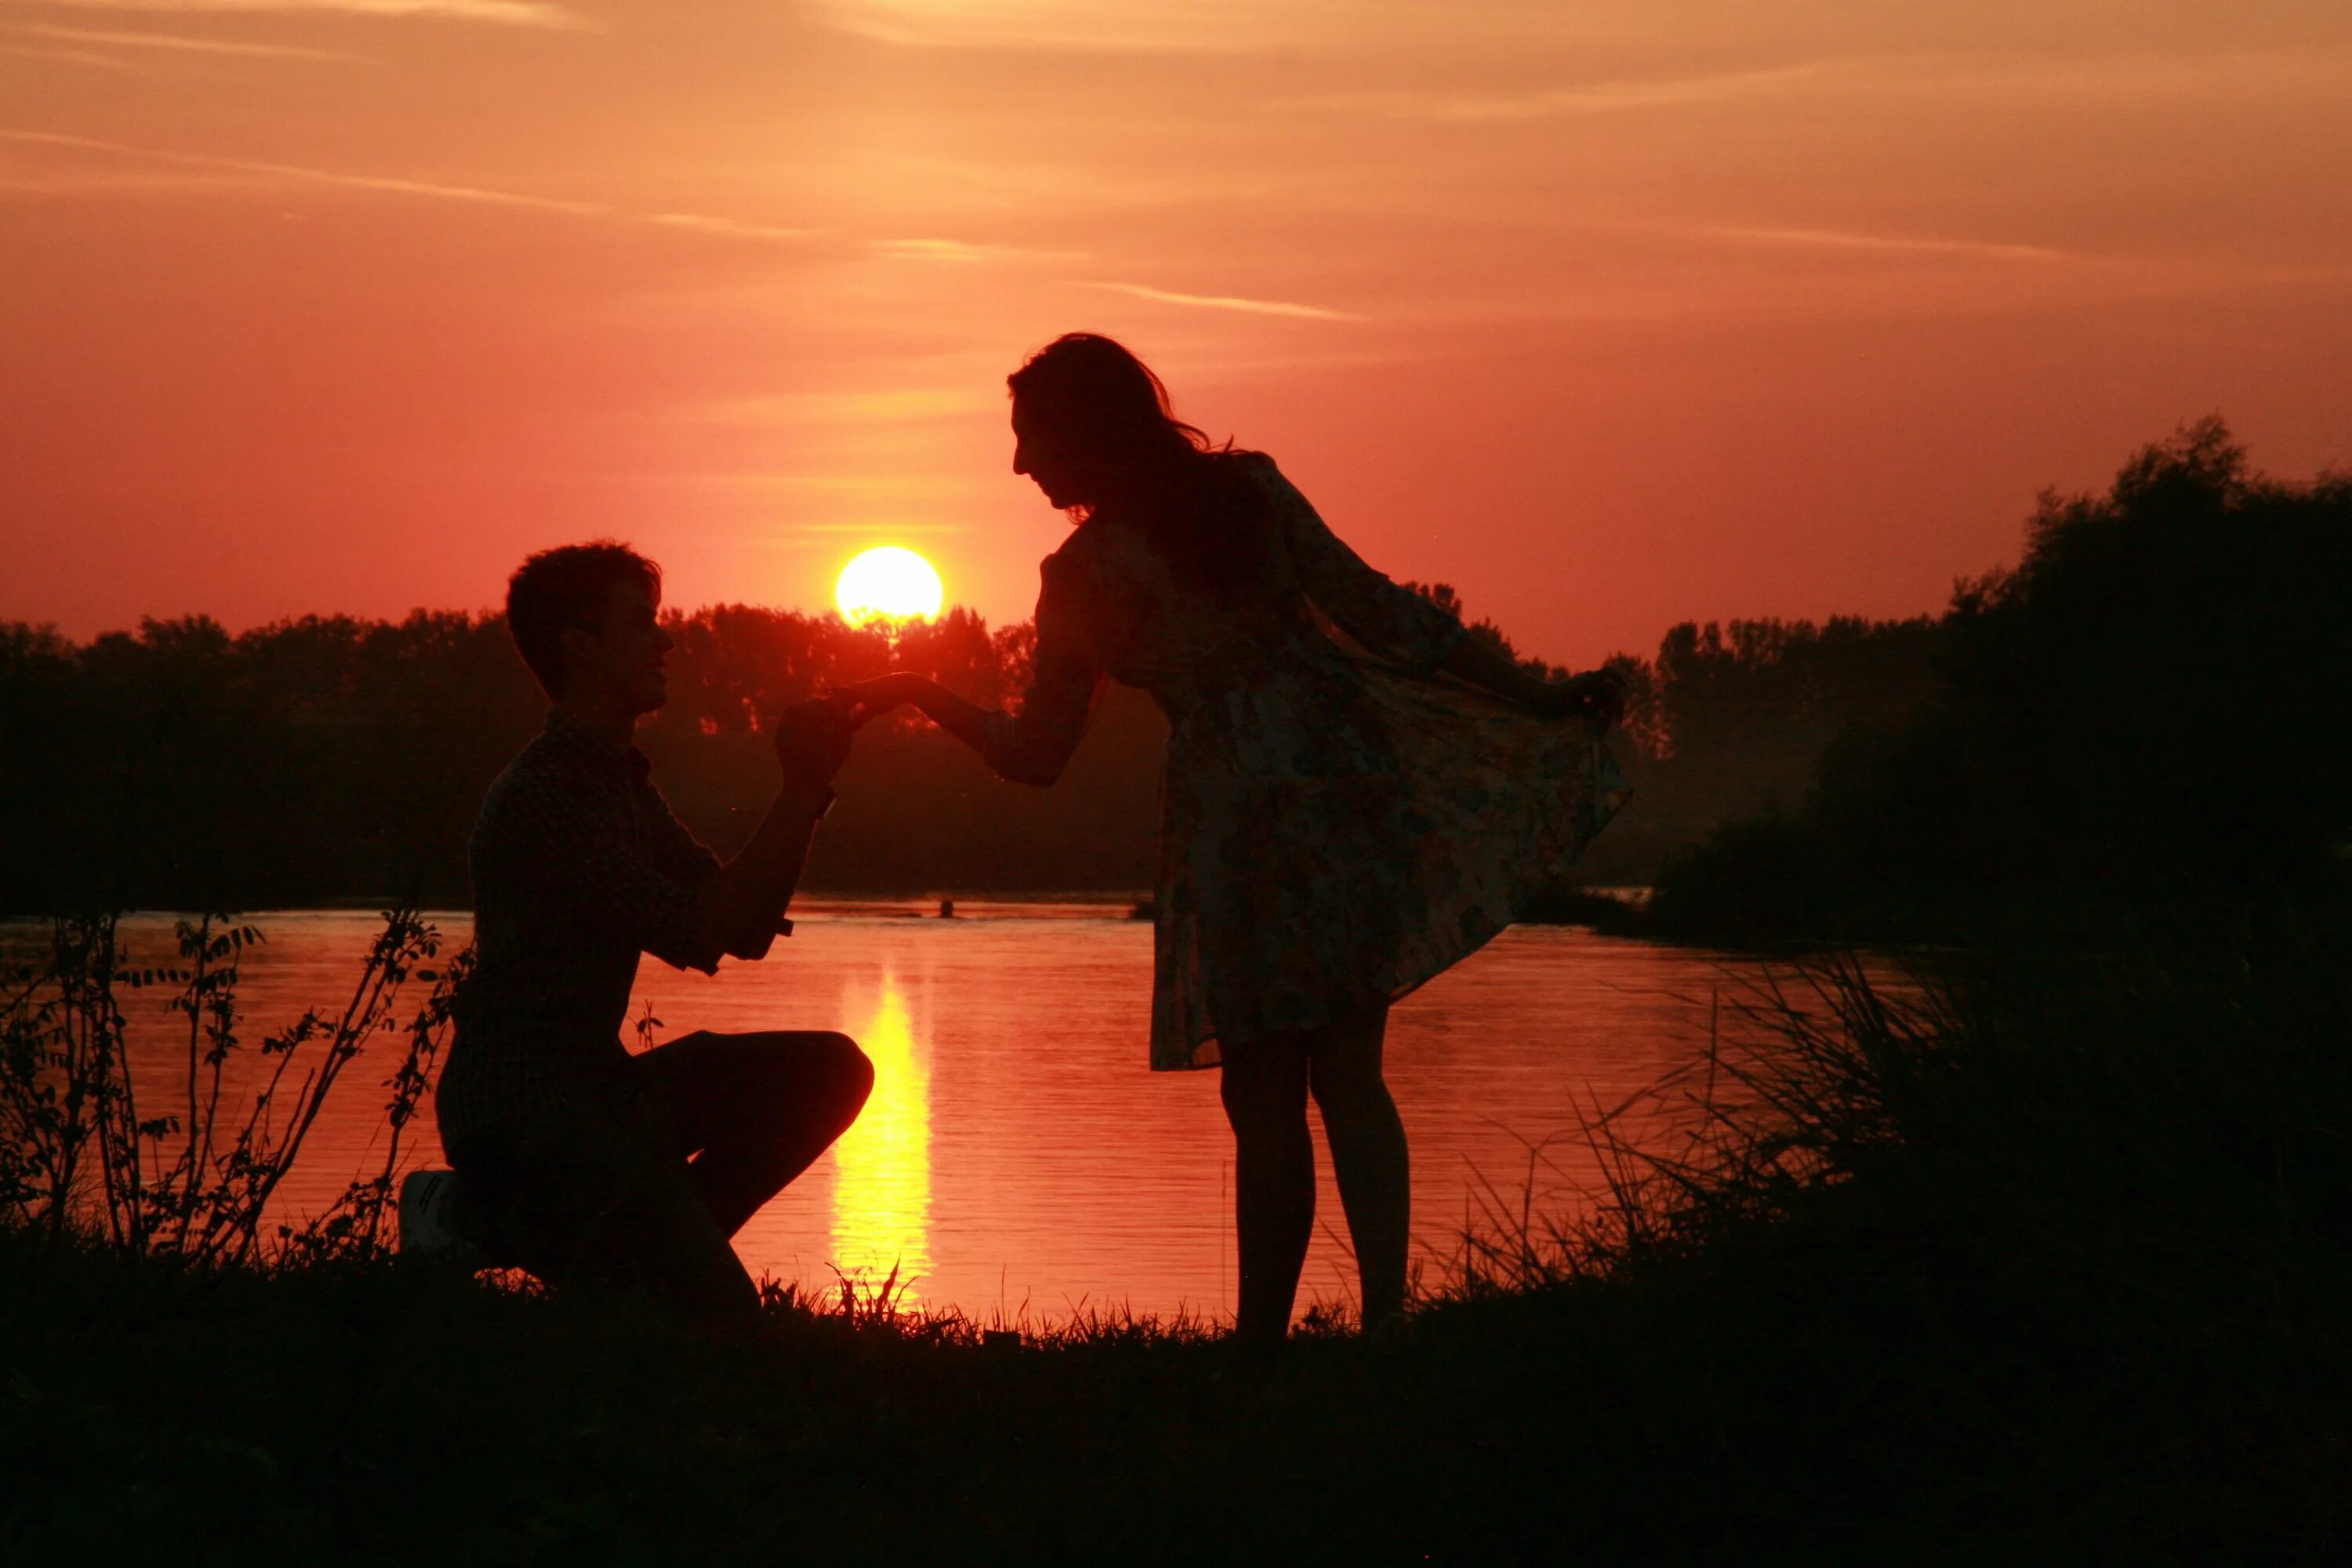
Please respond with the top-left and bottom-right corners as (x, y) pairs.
(1655, 419), (2352, 937)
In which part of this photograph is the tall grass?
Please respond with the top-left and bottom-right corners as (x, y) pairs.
(0, 907), (467, 1269)
(1397, 904), (2352, 1555)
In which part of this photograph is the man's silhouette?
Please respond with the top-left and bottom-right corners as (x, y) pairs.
(409, 542), (870, 1316)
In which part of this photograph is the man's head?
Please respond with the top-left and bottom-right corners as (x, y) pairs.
(506, 542), (672, 714)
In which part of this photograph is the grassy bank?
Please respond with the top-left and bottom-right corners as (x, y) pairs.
(6, 907), (2350, 1563)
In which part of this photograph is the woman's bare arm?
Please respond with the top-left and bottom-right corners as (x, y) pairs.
(839, 669), (1094, 788)
(848, 673), (996, 753)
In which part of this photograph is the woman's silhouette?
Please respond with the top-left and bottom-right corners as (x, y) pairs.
(844, 333), (1627, 1346)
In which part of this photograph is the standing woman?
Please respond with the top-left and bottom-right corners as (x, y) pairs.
(844, 333), (1628, 1347)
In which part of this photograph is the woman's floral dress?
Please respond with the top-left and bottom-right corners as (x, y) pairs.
(982, 452), (1628, 1070)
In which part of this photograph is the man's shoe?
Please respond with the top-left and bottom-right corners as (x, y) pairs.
(397, 1168), (472, 1256)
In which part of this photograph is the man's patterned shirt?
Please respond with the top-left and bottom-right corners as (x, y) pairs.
(437, 710), (724, 1152)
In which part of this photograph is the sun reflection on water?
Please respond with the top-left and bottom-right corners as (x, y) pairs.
(829, 968), (931, 1304)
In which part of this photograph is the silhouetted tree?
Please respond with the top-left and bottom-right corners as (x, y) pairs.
(1652, 419), (2352, 937)
(2, 559), (1971, 913)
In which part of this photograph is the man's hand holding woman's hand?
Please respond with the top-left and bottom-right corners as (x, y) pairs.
(770, 692), (862, 788)
(706, 692), (861, 961)
(829, 671), (930, 723)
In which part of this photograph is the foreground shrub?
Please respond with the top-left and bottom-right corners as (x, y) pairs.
(0, 909), (463, 1268)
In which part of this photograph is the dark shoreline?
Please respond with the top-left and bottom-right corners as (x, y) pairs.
(9, 898), (2348, 1560)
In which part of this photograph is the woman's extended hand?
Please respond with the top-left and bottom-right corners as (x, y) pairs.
(1532, 669), (1627, 727)
(831, 671), (1006, 760)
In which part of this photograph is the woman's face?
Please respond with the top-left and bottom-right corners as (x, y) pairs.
(1011, 400), (1094, 511)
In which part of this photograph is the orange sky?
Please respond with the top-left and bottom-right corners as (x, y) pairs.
(5, 1), (2350, 666)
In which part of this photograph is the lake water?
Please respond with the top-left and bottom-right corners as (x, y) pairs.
(34, 904), (1773, 1324)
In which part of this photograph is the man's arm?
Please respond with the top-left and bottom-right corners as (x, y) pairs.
(695, 698), (855, 961)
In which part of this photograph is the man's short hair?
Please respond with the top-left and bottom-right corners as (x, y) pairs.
(505, 542), (662, 698)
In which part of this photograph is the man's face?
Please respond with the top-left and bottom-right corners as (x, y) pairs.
(563, 580), (673, 715)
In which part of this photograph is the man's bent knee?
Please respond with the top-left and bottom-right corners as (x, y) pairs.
(818, 1032), (874, 1128)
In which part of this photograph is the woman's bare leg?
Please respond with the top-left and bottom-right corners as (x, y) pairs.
(1218, 1034), (1315, 1349)
(1307, 1006), (1408, 1332)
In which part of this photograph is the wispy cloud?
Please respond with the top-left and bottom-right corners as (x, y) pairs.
(1080, 280), (1363, 321)
(2, 129), (608, 212)
(11, 21), (360, 60)
(648, 211), (825, 245)
(688, 389), (991, 426)
(1457, 219), (2352, 330)
(2, 130), (837, 255)
(776, 520), (970, 535)
(15, 0), (587, 26)
(1285, 49), (2352, 123)
(812, 0), (1598, 56)
(694, 471), (976, 501)
(1695, 224), (2072, 264)
(2, 42), (141, 68)
(815, 0), (1291, 53)
(1938, 49), (2352, 100)
(873, 237), (1083, 263)
(1287, 59), (1872, 122)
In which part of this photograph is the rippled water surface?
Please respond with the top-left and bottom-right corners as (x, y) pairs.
(36, 904), (1772, 1323)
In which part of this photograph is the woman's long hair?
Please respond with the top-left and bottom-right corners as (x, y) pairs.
(1007, 333), (1265, 596)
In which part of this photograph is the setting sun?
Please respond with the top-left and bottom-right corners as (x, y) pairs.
(835, 546), (945, 629)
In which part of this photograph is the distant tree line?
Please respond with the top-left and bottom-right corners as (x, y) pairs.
(2, 553), (1958, 915)
(1649, 420), (2352, 940)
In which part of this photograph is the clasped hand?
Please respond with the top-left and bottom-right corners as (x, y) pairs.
(768, 673), (931, 783)
(828, 672), (927, 720)
(768, 691), (863, 783)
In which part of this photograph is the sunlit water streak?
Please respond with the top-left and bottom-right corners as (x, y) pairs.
(828, 967), (932, 1304)
(12, 903), (1795, 1323)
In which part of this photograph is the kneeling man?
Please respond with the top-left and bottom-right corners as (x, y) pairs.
(412, 542), (870, 1316)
